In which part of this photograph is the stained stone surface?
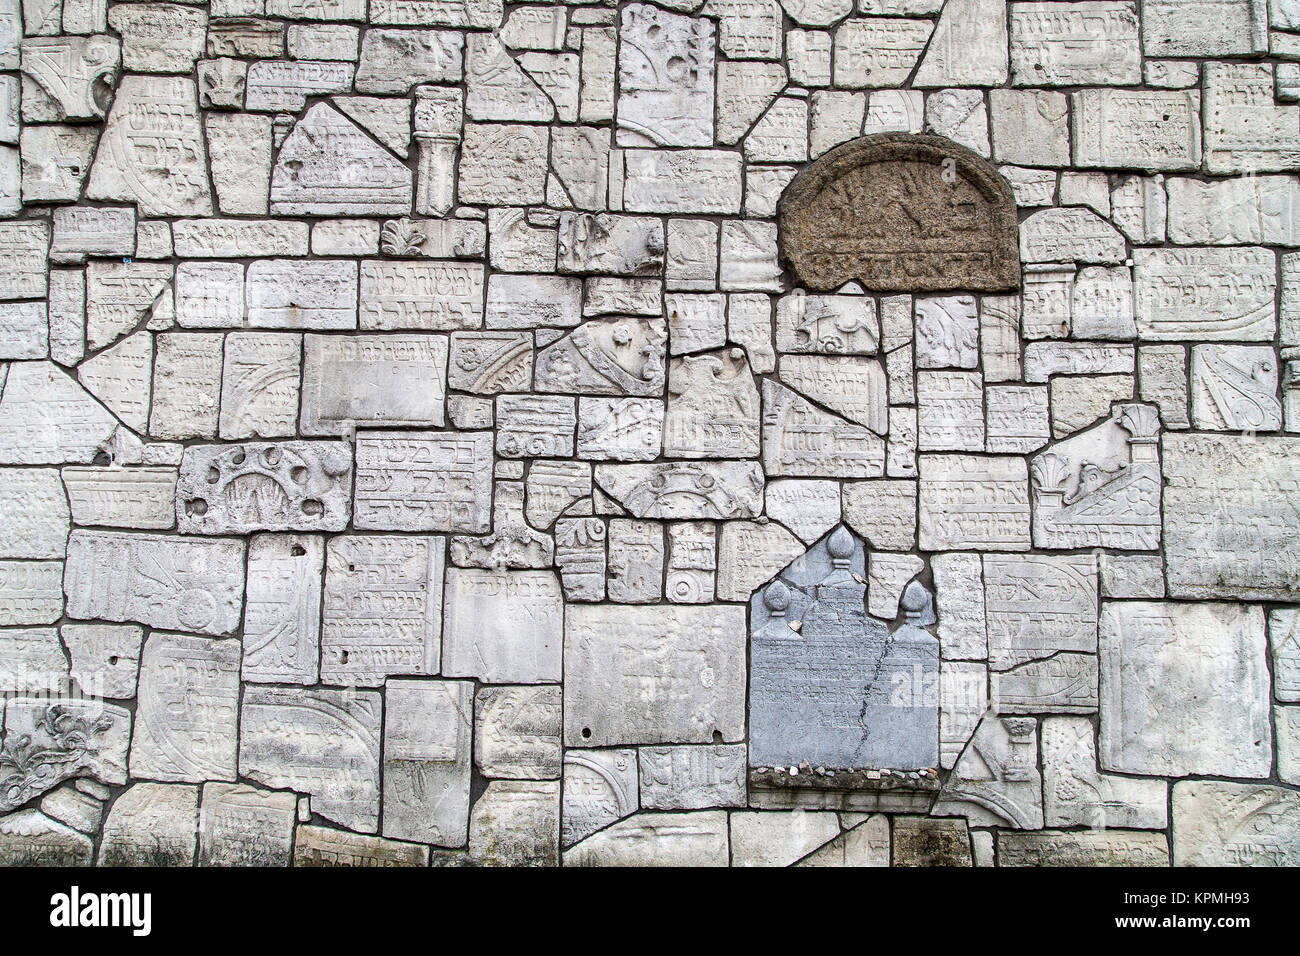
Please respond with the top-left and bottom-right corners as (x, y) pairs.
(778, 133), (1020, 292)
(2, 0), (1299, 870)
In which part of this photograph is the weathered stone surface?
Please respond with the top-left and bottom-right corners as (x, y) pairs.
(239, 535), (322, 685)
(766, 479), (841, 544)
(0, 221), (47, 300)
(65, 531), (245, 635)
(98, 783), (198, 866)
(109, 3), (206, 72)
(776, 292), (879, 356)
(20, 34), (119, 121)
(1009, 1), (1140, 85)
(595, 461), (763, 519)
(475, 685), (561, 780)
(892, 816), (972, 866)
(715, 521), (804, 602)
(564, 810), (729, 866)
(0, 362), (132, 465)
(557, 212), (664, 276)
(762, 380), (885, 478)
(198, 782), (295, 867)
(562, 748), (638, 845)
(778, 133), (1020, 293)
(565, 604), (745, 747)
(716, 60), (786, 145)
(536, 317), (666, 396)
(61, 467), (176, 531)
(86, 75), (211, 215)
(321, 535), (443, 685)
(919, 455), (1030, 551)
(1134, 247), (1274, 342)
(244, 59), (353, 111)
(0, 563), (63, 626)
(1100, 601), (1271, 777)
(0, 469), (68, 559)
(130, 633), (240, 783)
(62, 624), (143, 697)
(622, 149), (742, 215)
(731, 810), (841, 867)
(1163, 435), (1300, 600)
(999, 830), (1169, 866)
(357, 28), (460, 94)
(219, 332), (300, 439)
(0, 809), (93, 866)
(0, 697), (128, 811)
(576, 397), (663, 462)
(933, 714), (1042, 828)
(1191, 345), (1283, 431)
(383, 679), (472, 847)
(1203, 62), (1300, 174)
(639, 744), (746, 810)
(240, 686), (381, 833)
(443, 569), (562, 683)
(294, 826), (429, 867)
(301, 335), (447, 435)
(917, 370), (984, 451)
(616, 5), (713, 147)
(1173, 781), (1300, 866)
(495, 395), (576, 458)
(1071, 88), (1201, 171)
(555, 517), (606, 602)
(459, 123), (549, 206)
(606, 519), (664, 603)
(799, 814), (891, 867)
(468, 779), (560, 866)
(1042, 716), (1166, 830)
(832, 17), (931, 87)
(353, 431), (491, 533)
(449, 332), (532, 394)
(150, 333), (222, 440)
(663, 349), (759, 458)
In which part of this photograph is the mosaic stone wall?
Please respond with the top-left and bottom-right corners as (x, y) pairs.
(1, 0), (1299, 867)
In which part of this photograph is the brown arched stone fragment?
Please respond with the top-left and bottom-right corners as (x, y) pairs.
(777, 132), (1021, 293)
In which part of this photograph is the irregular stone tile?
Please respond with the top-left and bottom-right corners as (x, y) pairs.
(983, 553), (1097, 672)
(578, 25), (616, 122)
(594, 461), (763, 520)
(475, 685), (561, 780)
(917, 370), (984, 451)
(555, 517), (606, 601)
(172, 219), (308, 258)
(985, 385), (1049, 454)
(450, 480), (552, 569)
(218, 331), (299, 439)
(61, 623), (141, 699)
(468, 780), (560, 866)
(0, 810), (93, 866)
(458, 123), (548, 206)
(933, 715), (1042, 828)
(486, 273), (579, 328)
(1272, 608), (1300, 703)
(561, 748), (638, 845)
(1009, 1), (1140, 85)
(443, 569), (562, 683)
(716, 60), (786, 145)
(775, 292), (880, 356)
(301, 335), (447, 435)
(198, 782), (295, 867)
(556, 212), (663, 276)
(731, 810), (841, 867)
(999, 830), (1169, 866)
(525, 460), (591, 528)
(1203, 62), (1300, 174)
(798, 814), (891, 867)
(241, 534), (322, 685)
(20, 34), (119, 121)
(0, 561), (63, 625)
(85, 74), (211, 215)
(833, 17), (931, 87)
(49, 207), (134, 265)
(1190, 345), (1283, 431)
(616, 4), (713, 146)
(563, 810), (728, 866)
(204, 113), (271, 215)
(464, 32), (550, 121)
(606, 519), (664, 603)
(98, 783), (198, 866)
(0, 468), (68, 559)
(663, 292), (724, 356)
(863, 88), (925, 134)
(1163, 434), (1300, 600)
(929, 552), (986, 662)
(271, 103), (411, 215)
(1145, 0), (1265, 55)
(939, 659), (986, 769)
(780, 355), (888, 434)
(762, 380), (885, 478)
(725, 293), (774, 373)
(0, 221), (48, 301)
(247, 261), (356, 332)
(914, 295), (977, 370)
(663, 521), (713, 604)
(108, 3), (206, 72)
(206, 17), (286, 58)
(892, 816), (972, 866)
(1071, 88), (1200, 170)
(355, 28), (460, 95)
(535, 317), (666, 399)
(992, 651), (1098, 714)
(448, 331), (533, 395)
(129, 632), (239, 783)
(1024, 341), (1134, 383)
(198, 56), (249, 109)
(148, 333), (220, 440)
(0, 697), (128, 811)
(383, 679), (472, 847)
(18, 124), (96, 203)
(1100, 601), (1271, 777)
(321, 535), (444, 685)
(353, 431), (491, 533)
(1111, 174), (1167, 243)
(715, 521), (804, 603)
(495, 395), (576, 457)
(924, 88), (988, 156)
(1173, 780), (1300, 866)
(1136, 247), (1276, 343)
(913, 0), (1007, 86)
(60, 466), (176, 530)
(919, 454), (1030, 551)
(244, 59), (353, 111)
(621, 149), (742, 215)
(174, 261), (243, 330)
(294, 826), (429, 867)
(720, 220), (781, 292)
(867, 553), (924, 618)
(1021, 207), (1126, 265)
(1042, 716), (1166, 830)
(638, 744), (746, 810)
(239, 686), (382, 833)
(501, 5), (566, 48)
(663, 349), (759, 459)
(765, 480), (840, 545)
(565, 604), (745, 746)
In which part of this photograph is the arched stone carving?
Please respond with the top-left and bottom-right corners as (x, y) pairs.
(777, 132), (1021, 293)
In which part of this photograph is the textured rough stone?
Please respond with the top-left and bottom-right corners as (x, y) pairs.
(779, 133), (1020, 293)
(1100, 601), (1271, 777)
(301, 335), (447, 435)
(0, 469), (68, 559)
(198, 783), (295, 867)
(0, 362), (132, 465)
(443, 569), (563, 683)
(61, 467), (176, 531)
(0, 810), (93, 866)
(384, 679), (472, 847)
(893, 816), (972, 866)
(98, 783), (198, 866)
(468, 780), (560, 867)
(935, 715), (1042, 828)
(61, 623), (142, 699)
(617, 5), (713, 147)
(731, 810), (841, 867)
(1009, 1), (1141, 85)
(762, 380), (885, 478)
(294, 827), (429, 867)
(1000, 830), (1169, 866)
(241, 534), (322, 685)
(564, 810), (729, 866)
(1173, 781), (1300, 866)
(561, 748), (639, 846)
(1071, 88), (1201, 171)
(1043, 716), (1166, 830)
(919, 455), (1030, 551)
(475, 685), (562, 780)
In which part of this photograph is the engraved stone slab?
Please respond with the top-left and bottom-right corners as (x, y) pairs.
(832, 17), (931, 87)
(353, 431), (491, 532)
(294, 827), (429, 868)
(639, 744), (746, 810)
(577, 397), (664, 461)
(999, 829), (1169, 866)
(61, 623), (142, 699)
(1173, 781), (1300, 866)
(563, 810), (729, 866)
(130, 632), (241, 783)
(357, 28), (461, 93)
(1134, 247), (1274, 341)
(562, 749), (639, 846)
(623, 149), (742, 214)
(244, 60), (354, 112)
(383, 679), (472, 847)
(617, 4), (714, 147)
(1163, 434), (1300, 600)
(536, 317), (666, 396)
(565, 604), (746, 747)
(0, 468), (68, 559)
(246, 260), (356, 330)
(20, 34), (120, 121)
(220, 332), (301, 439)
(1100, 601), (1271, 777)
(1071, 89), (1201, 171)
(0, 810), (93, 866)
(198, 783), (295, 867)
(177, 442), (352, 534)
(1191, 345), (1283, 431)
(606, 519), (664, 603)
(443, 569), (563, 683)
(301, 335), (447, 434)
(98, 783), (198, 866)
(919, 455), (1030, 551)
(242, 534), (322, 685)
(0, 221), (48, 300)
(475, 685), (562, 779)
(775, 292), (879, 356)
(64, 531), (245, 635)
(1009, 1), (1140, 85)
(984, 554), (1098, 670)
(360, 261), (483, 330)
(762, 380), (886, 478)
(1042, 716), (1166, 829)
(86, 75), (212, 216)
(321, 535), (444, 685)
(240, 686), (382, 833)
(778, 133), (1020, 292)
(61, 467), (176, 530)
(468, 779), (560, 866)
(664, 349), (760, 458)
(594, 461), (764, 519)
(0, 628), (66, 694)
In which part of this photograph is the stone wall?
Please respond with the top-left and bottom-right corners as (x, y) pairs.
(1, 0), (1299, 867)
